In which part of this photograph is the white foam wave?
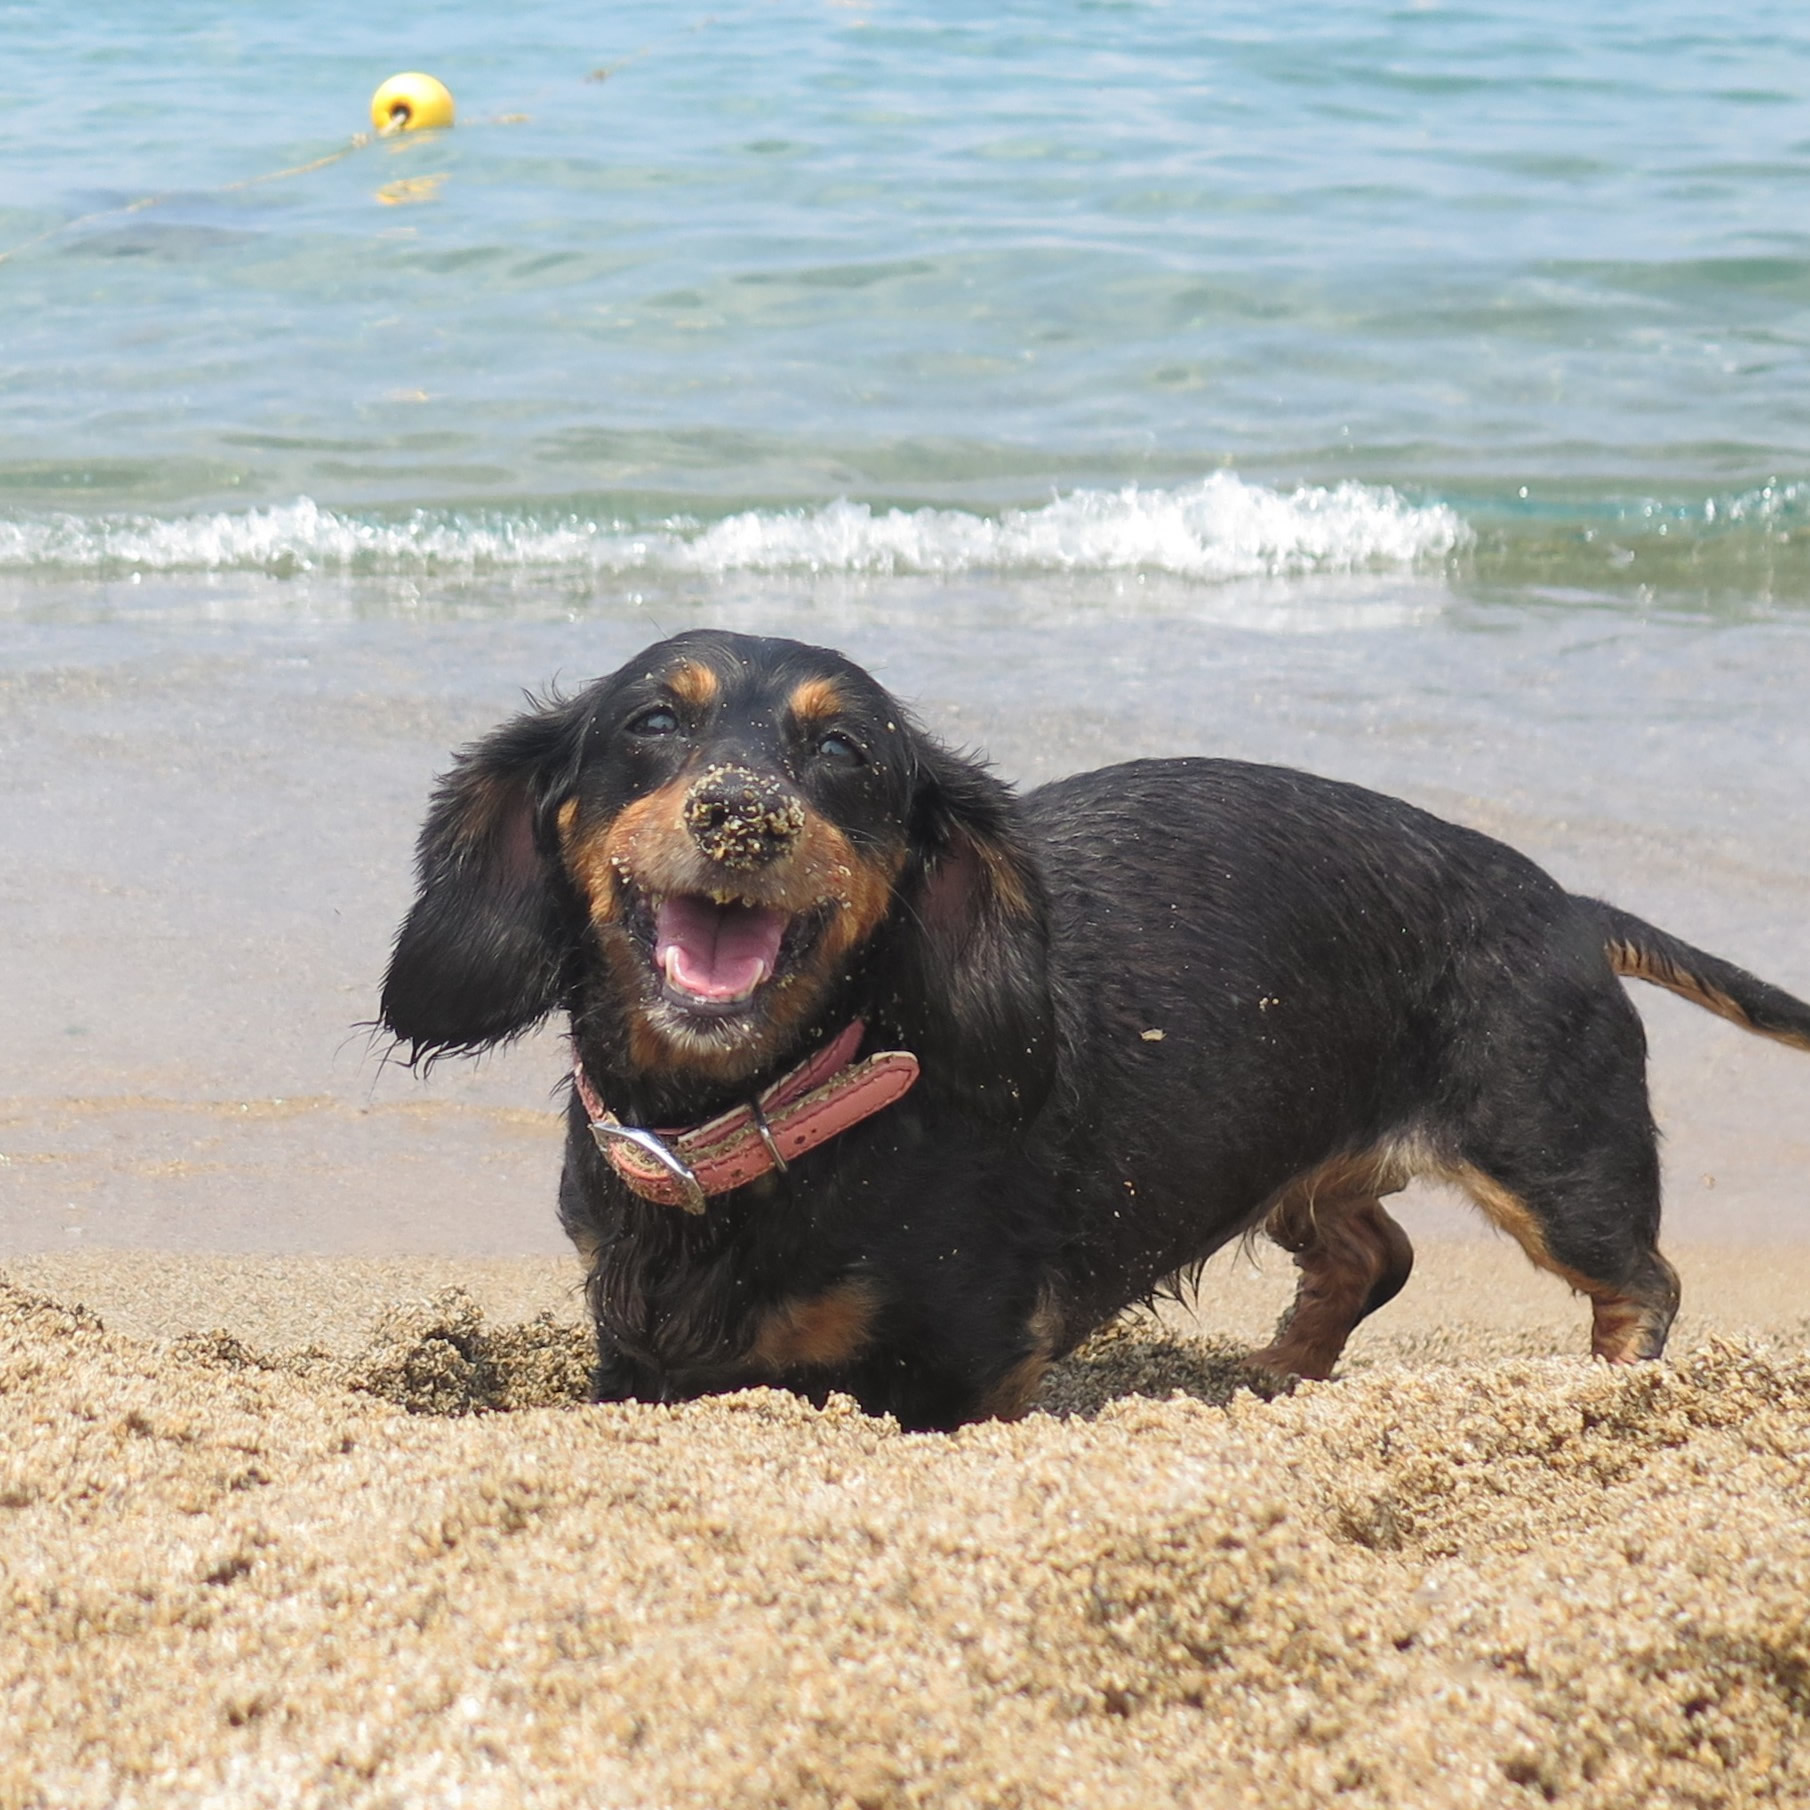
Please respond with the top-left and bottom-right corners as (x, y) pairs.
(0, 475), (1469, 581)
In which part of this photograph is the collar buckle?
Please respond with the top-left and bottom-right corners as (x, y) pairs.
(588, 1121), (708, 1215)
(573, 1019), (919, 1213)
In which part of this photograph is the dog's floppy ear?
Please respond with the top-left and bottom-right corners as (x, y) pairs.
(381, 697), (588, 1061)
(884, 738), (1057, 1123)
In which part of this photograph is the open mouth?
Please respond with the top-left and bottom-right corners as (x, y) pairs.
(643, 892), (820, 1018)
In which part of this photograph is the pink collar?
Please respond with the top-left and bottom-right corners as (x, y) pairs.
(573, 1021), (920, 1214)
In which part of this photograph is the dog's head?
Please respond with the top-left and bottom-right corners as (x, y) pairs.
(380, 630), (1054, 1118)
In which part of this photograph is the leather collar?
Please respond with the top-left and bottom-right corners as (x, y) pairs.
(572, 1021), (920, 1214)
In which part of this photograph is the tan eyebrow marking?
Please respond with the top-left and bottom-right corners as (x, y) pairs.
(787, 676), (844, 723)
(667, 662), (720, 708)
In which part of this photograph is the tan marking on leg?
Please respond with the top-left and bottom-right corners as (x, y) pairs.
(787, 676), (844, 724)
(667, 661), (719, 709)
(1588, 1294), (1655, 1365)
(1251, 1188), (1415, 1381)
(976, 1353), (1051, 1421)
(974, 1291), (1062, 1421)
(749, 1279), (879, 1373)
(1244, 1138), (1423, 1258)
(1259, 1142), (1424, 1249)
(1443, 1160), (1677, 1363)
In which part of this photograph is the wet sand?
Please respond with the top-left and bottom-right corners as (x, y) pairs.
(3, 597), (1810, 1259)
(5, 597), (1809, 1253)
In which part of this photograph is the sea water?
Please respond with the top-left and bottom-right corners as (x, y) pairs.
(3, 1), (1808, 1250)
(5, 0), (1810, 605)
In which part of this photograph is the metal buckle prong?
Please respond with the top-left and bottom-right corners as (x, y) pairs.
(589, 1121), (709, 1215)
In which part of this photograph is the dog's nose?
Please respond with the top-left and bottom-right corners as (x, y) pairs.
(683, 765), (806, 869)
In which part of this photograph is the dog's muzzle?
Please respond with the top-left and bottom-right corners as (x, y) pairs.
(683, 765), (806, 869)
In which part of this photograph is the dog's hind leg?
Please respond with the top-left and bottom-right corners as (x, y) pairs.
(1445, 1157), (1680, 1363)
(1440, 975), (1681, 1363)
(1248, 1183), (1416, 1381)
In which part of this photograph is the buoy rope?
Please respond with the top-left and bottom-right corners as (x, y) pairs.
(0, 126), (408, 270)
(584, 7), (749, 84)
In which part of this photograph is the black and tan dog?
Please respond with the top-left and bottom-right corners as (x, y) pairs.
(381, 630), (1810, 1430)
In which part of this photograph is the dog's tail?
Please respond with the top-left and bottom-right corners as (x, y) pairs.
(1592, 901), (1810, 1053)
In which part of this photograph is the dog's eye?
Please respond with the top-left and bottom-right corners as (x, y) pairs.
(815, 731), (865, 765)
(628, 706), (680, 738)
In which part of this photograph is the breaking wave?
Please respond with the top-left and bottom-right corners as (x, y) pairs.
(0, 475), (1470, 582)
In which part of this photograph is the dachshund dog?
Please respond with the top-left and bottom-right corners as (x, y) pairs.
(381, 630), (1810, 1430)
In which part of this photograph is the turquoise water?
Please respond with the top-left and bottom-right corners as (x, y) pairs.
(4, 2), (1810, 607)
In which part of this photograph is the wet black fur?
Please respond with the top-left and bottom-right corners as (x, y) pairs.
(381, 630), (1810, 1430)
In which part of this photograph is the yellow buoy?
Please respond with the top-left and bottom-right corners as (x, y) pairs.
(370, 73), (456, 134)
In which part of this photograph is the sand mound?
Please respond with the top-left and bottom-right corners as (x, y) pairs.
(4, 1275), (1809, 1809)
(174, 1288), (597, 1417)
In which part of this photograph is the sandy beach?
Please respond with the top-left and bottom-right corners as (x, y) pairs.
(9, 7), (1810, 1802)
(6, 1241), (1810, 1810)
(6, 608), (1810, 1807)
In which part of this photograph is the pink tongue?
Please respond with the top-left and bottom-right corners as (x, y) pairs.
(654, 896), (787, 1002)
